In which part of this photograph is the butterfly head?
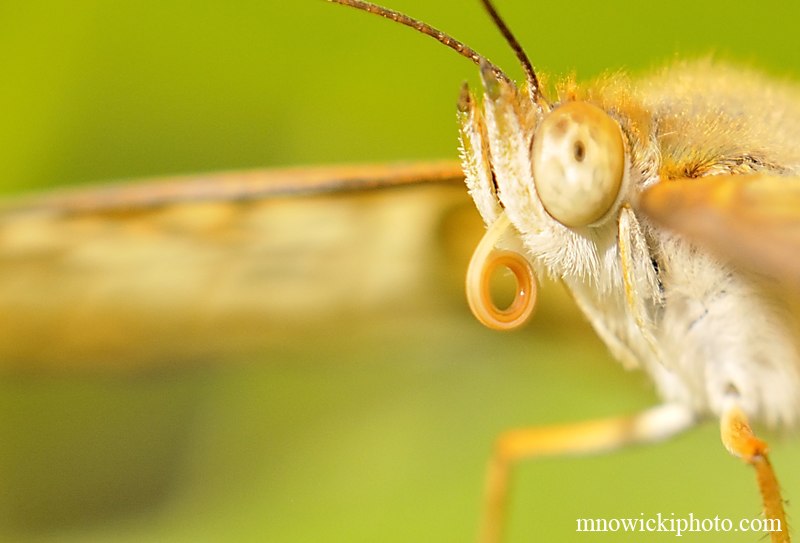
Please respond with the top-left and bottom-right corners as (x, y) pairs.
(460, 64), (635, 329)
(327, 0), (634, 329)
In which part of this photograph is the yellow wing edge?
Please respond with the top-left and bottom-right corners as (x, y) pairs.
(2, 161), (465, 216)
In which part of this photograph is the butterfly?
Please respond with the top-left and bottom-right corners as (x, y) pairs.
(1, 2), (799, 543)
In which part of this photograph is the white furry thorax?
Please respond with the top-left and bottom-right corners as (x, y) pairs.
(458, 61), (800, 429)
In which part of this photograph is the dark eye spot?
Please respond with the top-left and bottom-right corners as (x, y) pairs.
(724, 382), (741, 397)
(552, 118), (568, 138)
(573, 140), (585, 162)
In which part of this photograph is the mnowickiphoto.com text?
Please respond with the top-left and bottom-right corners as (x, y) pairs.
(576, 513), (781, 537)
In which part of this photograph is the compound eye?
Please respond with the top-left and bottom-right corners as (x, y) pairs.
(532, 101), (624, 227)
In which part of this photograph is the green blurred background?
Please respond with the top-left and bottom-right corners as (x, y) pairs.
(1, 1), (799, 542)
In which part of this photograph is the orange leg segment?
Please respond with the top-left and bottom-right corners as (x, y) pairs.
(720, 405), (790, 543)
(479, 404), (695, 543)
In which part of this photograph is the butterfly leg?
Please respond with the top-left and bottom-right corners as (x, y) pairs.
(720, 404), (789, 543)
(479, 403), (695, 543)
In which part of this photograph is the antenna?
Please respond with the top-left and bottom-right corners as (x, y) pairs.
(327, 0), (511, 84)
(478, 0), (549, 109)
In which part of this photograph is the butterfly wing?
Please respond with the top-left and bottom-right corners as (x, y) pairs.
(2, 162), (465, 214)
(638, 173), (800, 289)
(0, 162), (476, 371)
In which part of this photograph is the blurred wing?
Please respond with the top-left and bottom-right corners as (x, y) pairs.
(638, 173), (800, 288)
(2, 161), (464, 214)
(0, 162), (479, 372)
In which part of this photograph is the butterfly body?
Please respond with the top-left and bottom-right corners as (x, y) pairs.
(460, 59), (800, 430)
